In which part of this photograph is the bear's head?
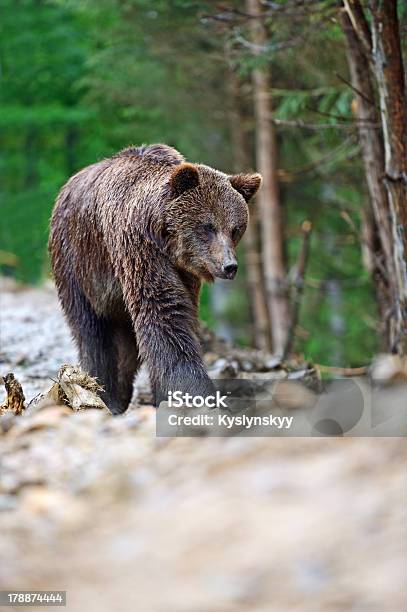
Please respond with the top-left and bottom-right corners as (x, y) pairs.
(164, 163), (262, 281)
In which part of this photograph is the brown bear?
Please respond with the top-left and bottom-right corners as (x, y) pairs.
(49, 144), (261, 413)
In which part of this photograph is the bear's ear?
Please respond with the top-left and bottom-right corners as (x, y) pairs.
(229, 173), (262, 203)
(169, 163), (200, 198)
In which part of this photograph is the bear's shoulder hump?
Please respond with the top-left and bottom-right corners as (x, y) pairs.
(115, 144), (185, 166)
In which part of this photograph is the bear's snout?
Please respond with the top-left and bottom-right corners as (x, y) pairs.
(209, 234), (238, 280)
(222, 261), (238, 280)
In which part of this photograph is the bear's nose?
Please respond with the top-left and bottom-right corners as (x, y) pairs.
(223, 262), (238, 279)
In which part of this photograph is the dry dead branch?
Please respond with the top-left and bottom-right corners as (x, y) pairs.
(29, 365), (110, 413)
(49, 365), (109, 412)
(1, 372), (25, 415)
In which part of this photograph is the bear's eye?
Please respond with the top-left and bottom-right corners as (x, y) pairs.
(202, 222), (216, 235)
(232, 226), (242, 241)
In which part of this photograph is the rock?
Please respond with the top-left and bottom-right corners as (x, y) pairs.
(6, 406), (72, 438)
(208, 357), (239, 379)
(19, 486), (86, 525)
(371, 354), (407, 384)
(0, 412), (15, 434)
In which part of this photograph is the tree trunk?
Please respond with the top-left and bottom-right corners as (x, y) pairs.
(369, 0), (407, 354)
(246, 0), (290, 356)
(227, 66), (272, 351)
(284, 220), (312, 358)
(340, 9), (393, 347)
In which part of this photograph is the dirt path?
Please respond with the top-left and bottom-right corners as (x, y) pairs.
(0, 280), (76, 400)
(0, 283), (406, 612)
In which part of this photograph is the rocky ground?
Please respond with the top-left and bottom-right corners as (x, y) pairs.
(0, 281), (406, 612)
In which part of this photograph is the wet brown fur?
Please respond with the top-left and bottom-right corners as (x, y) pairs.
(49, 144), (261, 413)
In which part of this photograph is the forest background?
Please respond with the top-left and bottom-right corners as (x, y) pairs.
(2, 0), (407, 366)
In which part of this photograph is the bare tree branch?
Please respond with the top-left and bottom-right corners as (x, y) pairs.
(343, 0), (372, 56)
(270, 115), (379, 130)
(305, 104), (377, 124)
(335, 72), (379, 108)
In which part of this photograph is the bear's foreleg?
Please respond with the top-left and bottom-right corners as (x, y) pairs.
(120, 254), (215, 407)
(138, 321), (215, 407)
